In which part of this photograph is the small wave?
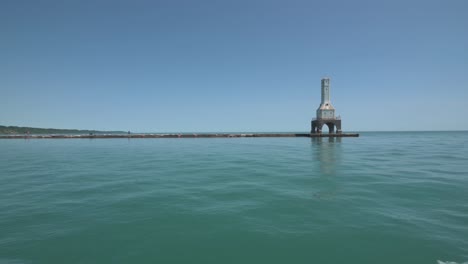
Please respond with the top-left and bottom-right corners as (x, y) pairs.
(437, 261), (468, 264)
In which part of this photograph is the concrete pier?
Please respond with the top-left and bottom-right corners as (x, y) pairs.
(0, 133), (359, 139)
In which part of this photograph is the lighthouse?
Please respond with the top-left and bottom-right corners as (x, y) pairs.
(311, 78), (342, 134)
(316, 78), (335, 119)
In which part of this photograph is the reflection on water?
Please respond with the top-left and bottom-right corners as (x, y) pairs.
(311, 137), (341, 176)
(311, 137), (342, 201)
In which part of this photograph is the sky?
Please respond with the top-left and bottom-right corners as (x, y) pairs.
(1, 0), (467, 132)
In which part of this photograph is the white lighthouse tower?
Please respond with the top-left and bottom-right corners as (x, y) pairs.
(316, 78), (335, 119)
(311, 78), (342, 134)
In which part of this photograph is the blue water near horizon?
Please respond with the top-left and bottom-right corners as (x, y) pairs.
(1, 132), (467, 264)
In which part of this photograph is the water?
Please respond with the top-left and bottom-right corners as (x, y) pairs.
(0, 132), (467, 264)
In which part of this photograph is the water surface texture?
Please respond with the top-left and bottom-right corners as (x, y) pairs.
(1, 132), (467, 263)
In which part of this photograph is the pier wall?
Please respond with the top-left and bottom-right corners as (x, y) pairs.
(0, 133), (359, 139)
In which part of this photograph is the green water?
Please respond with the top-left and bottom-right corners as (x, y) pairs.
(1, 132), (467, 264)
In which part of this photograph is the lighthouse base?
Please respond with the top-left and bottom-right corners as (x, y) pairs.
(311, 119), (342, 134)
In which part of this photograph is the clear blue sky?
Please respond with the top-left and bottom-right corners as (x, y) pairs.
(1, 0), (467, 132)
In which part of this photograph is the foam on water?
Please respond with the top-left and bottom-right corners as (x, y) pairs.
(437, 261), (468, 264)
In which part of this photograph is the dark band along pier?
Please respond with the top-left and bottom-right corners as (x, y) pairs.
(0, 133), (358, 139)
(1, 78), (358, 139)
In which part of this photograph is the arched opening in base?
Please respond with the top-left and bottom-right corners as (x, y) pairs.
(323, 123), (335, 134)
(311, 119), (342, 134)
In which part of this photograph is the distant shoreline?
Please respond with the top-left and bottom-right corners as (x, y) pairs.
(0, 125), (124, 135)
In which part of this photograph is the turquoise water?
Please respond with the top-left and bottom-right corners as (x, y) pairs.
(1, 132), (467, 264)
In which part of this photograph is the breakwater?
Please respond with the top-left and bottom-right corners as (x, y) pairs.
(0, 133), (359, 139)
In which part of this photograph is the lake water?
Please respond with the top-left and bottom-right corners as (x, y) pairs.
(1, 132), (467, 264)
